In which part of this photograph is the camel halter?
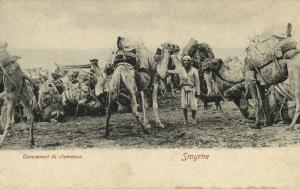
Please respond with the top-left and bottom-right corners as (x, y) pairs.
(0, 63), (23, 97)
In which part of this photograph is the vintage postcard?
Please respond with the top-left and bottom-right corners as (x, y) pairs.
(0, 0), (299, 188)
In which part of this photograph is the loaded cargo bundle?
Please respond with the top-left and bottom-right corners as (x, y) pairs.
(182, 38), (214, 64)
(247, 24), (299, 69)
(182, 38), (198, 56)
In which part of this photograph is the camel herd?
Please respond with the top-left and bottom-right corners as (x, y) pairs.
(0, 23), (299, 147)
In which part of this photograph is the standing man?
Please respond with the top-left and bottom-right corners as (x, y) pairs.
(167, 55), (200, 125)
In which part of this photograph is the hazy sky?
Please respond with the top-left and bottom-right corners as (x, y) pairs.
(1, 0), (300, 50)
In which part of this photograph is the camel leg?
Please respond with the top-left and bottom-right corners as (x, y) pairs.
(129, 90), (149, 134)
(28, 117), (34, 146)
(0, 99), (14, 147)
(288, 71), (300, 130)
(11, 110), (15, 125)
(159, 80), (166, 99)
(0, 107), (6, 136)
(0, 104), (6, 135)
(119, 69), (149, 134)
(247, 80), (261, 129)
(257, 86), (273, 127)
(141, 91), (151, 129)
(152, 83), (164, 128)
(104, 91), (115, 137)
(170, 77), (176, 98)
(26, 107), (35, 146)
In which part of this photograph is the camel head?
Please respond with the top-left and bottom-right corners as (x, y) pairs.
(156, 43), (180, 78)
(117, 36), (139, 51)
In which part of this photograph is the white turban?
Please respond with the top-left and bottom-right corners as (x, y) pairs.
(182, 55), (192, 61)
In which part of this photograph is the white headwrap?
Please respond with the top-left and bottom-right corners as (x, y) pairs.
(182, 55), (192, 62)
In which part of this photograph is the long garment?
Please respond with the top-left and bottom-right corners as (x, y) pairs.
(171, 66), (200, 110)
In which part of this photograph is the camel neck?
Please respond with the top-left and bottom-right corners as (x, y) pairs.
(217, 64), (244, 84)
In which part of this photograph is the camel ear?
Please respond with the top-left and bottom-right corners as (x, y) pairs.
(287, 23), (292, 37)
(117, 36), (123, 49)
(216, 58), (223, 64)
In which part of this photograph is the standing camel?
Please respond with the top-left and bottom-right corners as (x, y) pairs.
(103, 37), (177, 136)
(0, 62), (38, 147)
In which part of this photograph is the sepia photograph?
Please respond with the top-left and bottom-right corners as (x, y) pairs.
(0, 0), (299, 188)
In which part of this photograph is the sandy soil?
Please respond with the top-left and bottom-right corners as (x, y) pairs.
(1, 97), (300, 149)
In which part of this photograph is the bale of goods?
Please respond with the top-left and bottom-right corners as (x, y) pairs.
(182, 38), (198, 56)
(246, 30), (298, 70)
(197, 43), (215, 60)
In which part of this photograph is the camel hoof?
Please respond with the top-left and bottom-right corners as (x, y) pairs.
(30, 139), (35, 146)
(264, 121), (273, 127)
(250, 124), (261, 129)
(103, 132), (111, 138)
(294, 124), (300, 130)
(145, 123), (151, 129)
(156, 122), (165, 128)
(143, 129), (150, 135)
(286, 126), (294, 131)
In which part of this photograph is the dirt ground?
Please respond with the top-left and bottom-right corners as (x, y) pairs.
(1, 96), (300, 149)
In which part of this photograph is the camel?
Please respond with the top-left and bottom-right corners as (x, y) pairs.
(103, 36), (178, 136)
(37, 81), (65, 122)
(243, 24), (300, 130)
(202, 53), (300, 129)
(0, 62), (38, 147)
(154, 48), (179, 98)
(200, 57), (257, 120)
